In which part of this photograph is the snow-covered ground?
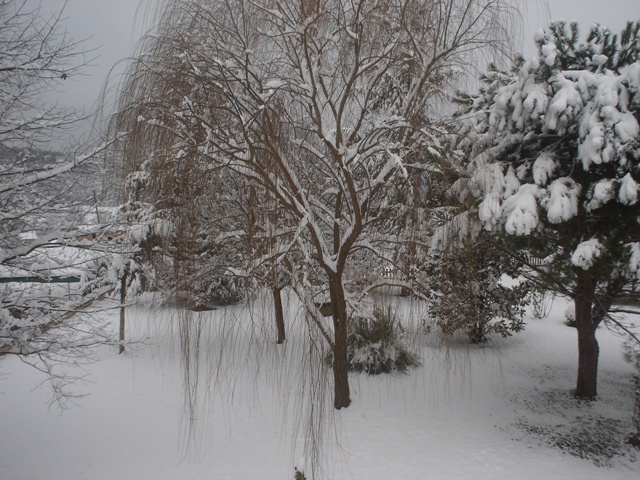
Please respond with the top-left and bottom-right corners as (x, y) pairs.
(0, 291), (638, 480)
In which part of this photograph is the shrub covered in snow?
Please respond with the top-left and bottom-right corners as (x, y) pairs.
(563, 304), (576, 327)
(339, 306), (420, 375)
(192, 275), (244, 308)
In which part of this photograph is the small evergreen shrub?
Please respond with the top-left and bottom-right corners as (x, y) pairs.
(345, 306), (420, 374)
(425, 236), (531, 344)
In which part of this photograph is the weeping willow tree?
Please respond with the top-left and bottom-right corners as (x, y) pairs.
(110, 0), (523, 476)
(112, 0), (520, 413)
(111, 1), (251, 308)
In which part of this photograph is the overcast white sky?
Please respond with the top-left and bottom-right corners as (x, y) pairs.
(29, 0), (640, 136)
(27, 0), (159, 133)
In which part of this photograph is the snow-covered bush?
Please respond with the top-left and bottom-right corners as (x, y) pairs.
(342, 306), (420, 375)
(294, 466), (307, 480)
(564, 304), (576, 327)
(192, 275), (244, 308)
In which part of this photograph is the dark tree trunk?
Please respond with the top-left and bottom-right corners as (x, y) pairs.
(119, 267), (128, 355)
(273, 286), (286, 344)
(574, 272), (599, 400)
(329, 275), (351, 409)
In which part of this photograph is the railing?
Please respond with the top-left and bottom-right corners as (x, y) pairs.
(0, 275), (80, 284)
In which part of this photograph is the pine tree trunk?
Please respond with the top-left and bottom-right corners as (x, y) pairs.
(273, 286), (286, 344)
(574, 272), (599, 400)
(329, 275), (351, 409)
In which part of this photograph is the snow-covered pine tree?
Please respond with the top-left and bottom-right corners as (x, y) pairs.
(458, 20), (640, 399)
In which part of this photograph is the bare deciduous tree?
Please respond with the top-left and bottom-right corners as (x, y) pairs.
(0, 0), (118, 406)
(0, 0), (91, 148)
(115, 0), (517, 409)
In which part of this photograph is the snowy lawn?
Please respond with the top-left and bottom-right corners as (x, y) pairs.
(0, 291), (638, 480)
